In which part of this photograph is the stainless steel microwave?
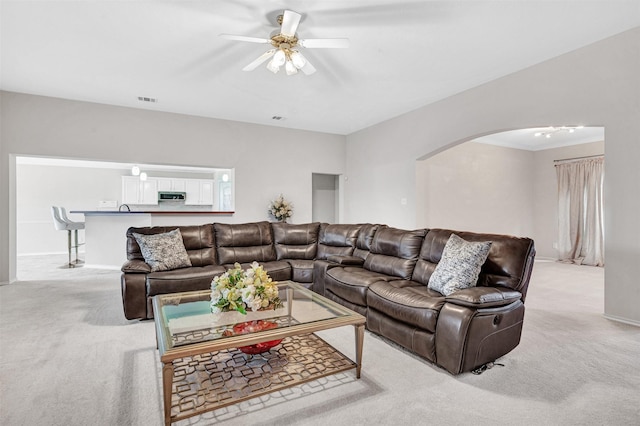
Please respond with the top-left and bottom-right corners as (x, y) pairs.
(158, 191), (186, 201)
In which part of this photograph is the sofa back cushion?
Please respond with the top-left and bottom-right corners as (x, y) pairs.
(353, 224), (381, 260)
(412, 229), (536, 300)
(214, 221), (276, 265)
(364, 227), (427, 280)
(316, 224), (361, 260)
(126, 224), (216, 267)
(132, 229), (192, 272)
(272, 222), (320, 260)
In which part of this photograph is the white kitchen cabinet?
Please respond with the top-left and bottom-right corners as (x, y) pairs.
(199, 180), (214, 205)
(184, 179), (214, 205)
(121, 176), (158, 205)
(121, 176), (140, 205)
(157, 178), (186, 192)
(140, 179), (158, 204)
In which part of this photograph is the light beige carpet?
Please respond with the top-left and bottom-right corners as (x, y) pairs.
(1, 256), (638, 425)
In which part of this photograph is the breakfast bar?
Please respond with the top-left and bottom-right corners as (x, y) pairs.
(71, 210), (233, 268)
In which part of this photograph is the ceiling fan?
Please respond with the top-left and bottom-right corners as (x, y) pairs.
(220, 10), (349, 76)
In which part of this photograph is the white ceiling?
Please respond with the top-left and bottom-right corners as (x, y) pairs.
(1, 1), (638, 137)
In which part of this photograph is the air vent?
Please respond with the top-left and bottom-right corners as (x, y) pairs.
(137, 96), (158, 103)
(272, 116), (285, 120)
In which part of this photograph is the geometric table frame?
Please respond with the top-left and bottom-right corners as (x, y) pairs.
(153, 282), (366, 426)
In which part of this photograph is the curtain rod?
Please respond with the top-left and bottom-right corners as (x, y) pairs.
(554, 154), (604, 164)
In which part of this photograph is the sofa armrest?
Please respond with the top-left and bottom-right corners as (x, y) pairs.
(435, 299), (524, 374)
(121, 273), (148, 320)
(312, 259), (344, 296)
(445, 287), (522, 308)
(121, 259), (151, 273)
(327, 255), (365, 266)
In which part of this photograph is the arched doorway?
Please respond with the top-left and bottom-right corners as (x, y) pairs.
(415, 126), (604, 261)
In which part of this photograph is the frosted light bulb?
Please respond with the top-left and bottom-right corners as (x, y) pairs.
(266, 59), (280, 73)
(290, 51), (306, 69)
(139, 172), (148, 181)
(285, 60), (298, 75)
(273, 49), (286, 67)
(131, 165), (140, 176)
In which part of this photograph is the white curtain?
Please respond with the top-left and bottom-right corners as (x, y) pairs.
(556, 157), (604, 266)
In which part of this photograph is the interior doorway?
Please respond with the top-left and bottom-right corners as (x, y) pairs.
(312, 173), (340, 223)
(415, 126), (605, 261)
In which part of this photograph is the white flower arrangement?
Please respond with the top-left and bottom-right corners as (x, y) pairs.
(210, 262), (282, 315)
(268, 194), (293, 222)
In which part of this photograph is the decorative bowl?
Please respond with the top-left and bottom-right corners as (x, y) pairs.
(232, 320), (282, 355)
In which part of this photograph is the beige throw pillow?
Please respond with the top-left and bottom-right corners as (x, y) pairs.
(132, 229), (192, 272)
(428, 234), (492, 296)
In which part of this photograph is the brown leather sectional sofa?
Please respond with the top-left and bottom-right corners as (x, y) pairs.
(120, 220), (535, 374)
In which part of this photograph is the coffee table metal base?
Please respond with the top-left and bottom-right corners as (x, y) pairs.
(163, 332), (358, 425)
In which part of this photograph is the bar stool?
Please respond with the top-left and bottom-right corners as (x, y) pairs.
(51, 206), (85, 267)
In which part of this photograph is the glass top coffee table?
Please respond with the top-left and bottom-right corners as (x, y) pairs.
(153, 281), (366, 426)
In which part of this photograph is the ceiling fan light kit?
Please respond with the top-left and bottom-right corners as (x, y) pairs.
(534, 126), (585, 138)
(220, 10), (348, 76)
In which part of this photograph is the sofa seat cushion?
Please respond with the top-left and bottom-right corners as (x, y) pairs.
(146, 265), (226, 297)
(285, 259), (315, 283)
(368, 280), (446, 333)
(222, 260), (292, 282)
(325, 266), (393, 306)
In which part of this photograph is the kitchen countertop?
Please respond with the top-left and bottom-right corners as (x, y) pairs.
(71, 210), (234, 215)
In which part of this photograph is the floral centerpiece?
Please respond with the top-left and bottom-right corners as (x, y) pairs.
(210, 262), (282, 315)
(268, 194), (293, 222)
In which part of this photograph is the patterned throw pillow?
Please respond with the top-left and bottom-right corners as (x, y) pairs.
(132, 229), (192, 272)
(428, 234), (492, 296)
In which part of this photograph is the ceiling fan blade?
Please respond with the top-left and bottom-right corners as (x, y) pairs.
(242, 49), (276, 71)
(280, 10), (301, 37)
(298, 38), (350, 49)
(298, 54), (316, 75)
(219, 34), (271, 44)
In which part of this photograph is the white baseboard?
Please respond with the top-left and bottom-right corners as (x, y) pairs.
(603, 314), (640, 327)
(18, 251), (86, 256)
(83, 264), (121, 271)
(534, 257), (558, 262)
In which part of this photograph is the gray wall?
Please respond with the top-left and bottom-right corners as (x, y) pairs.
(416, 141), (535, 239)
(0, 93), (346, 280)
(345, 28), (639, 324)
(416, 140), (604, 260)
